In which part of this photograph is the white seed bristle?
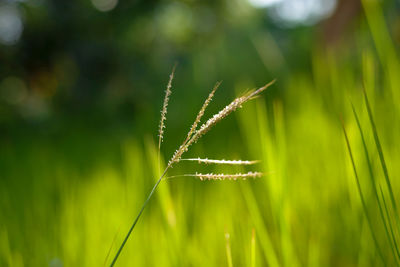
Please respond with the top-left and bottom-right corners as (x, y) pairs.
(180, 158), (260, 165)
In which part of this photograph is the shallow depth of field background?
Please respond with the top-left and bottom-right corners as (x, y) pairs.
(1, 0), (400, 266)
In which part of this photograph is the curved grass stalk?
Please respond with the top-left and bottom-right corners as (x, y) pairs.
(109, 74), (275, 266)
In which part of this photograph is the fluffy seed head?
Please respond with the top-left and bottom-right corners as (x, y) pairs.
(158, 65), (176, 150)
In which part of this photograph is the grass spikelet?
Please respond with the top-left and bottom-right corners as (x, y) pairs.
(158, 65), (176, 151)
(165, 172), (265, 180)
(186, 81), (221, 141)
(194, 171), (263, 181)
(180, 158), (260, 165)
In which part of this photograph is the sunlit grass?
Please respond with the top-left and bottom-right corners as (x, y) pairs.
(1, 1), (400, 266)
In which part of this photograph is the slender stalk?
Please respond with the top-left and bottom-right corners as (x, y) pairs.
(109, 167), (169, 267)
(104, 223), (122, 266)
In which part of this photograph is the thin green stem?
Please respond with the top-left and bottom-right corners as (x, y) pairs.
(109, 167), (169, 267)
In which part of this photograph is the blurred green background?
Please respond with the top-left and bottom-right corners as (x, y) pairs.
(1, 0), (400, 266)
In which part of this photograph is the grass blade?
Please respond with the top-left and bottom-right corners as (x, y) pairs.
(380, 185), (400, 262)
(225, 232), (233, 267)
(363, 89), (398, 214)
(251, 229), (256, 267)
(351, 103), (400, 264)
(340, 117), (385, 264)
(241, 182), (280, 267)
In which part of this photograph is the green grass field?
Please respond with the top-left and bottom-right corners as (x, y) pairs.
(1, 0), (400, 266)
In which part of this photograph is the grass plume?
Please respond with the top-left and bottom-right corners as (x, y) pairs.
(168, 80), (275, 166)
(109, 69), (274, 266)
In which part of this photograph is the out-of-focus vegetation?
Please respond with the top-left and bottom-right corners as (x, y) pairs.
(1, 0), (400, 266)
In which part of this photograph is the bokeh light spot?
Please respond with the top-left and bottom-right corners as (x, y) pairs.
(0, 76), (27, 105)
(248, 0), (283, 8)
(248, 0), (337, 27)
(271, 0), (337, 26)
(91, 0), (118, 12)
(156, 2), (194, 43)
(0, 4), (23, 45)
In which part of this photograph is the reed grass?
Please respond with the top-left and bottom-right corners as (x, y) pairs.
(108, 69), (275, 266)
(4, 2), (399, 263)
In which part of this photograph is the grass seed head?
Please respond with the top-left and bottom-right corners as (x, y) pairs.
(158, 65), (176, 150)
(195, 172), (263, 181)
(181, 158), (260, 165)
(167, 79), (275, 167)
